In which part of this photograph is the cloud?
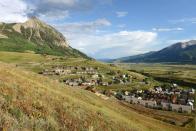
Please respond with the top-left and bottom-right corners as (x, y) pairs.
(0, 0), (28, 23)
(152, 27), (184, 32)
(26, 0), (112, 20)
(55, 18), (157, 58)
(116, 11), (128, 18)
(59, 27), (157, 58)
(26, 0), (82, 19)
(56, 18), (111, 34)
(169, 18), (196, 24)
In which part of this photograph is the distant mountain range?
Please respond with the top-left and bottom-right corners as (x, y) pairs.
(112, 40), (196, 63)
(0, 17), (89, 59)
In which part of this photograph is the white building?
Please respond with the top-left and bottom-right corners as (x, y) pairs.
(161, 102), (171, 110)
(170, 104), (192, 113)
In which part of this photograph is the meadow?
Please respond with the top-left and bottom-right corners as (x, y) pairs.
(115, 63), (196, 87)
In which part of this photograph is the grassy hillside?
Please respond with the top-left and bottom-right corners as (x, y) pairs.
(0, 51), (161, 93)
(0, 62), (188, 131)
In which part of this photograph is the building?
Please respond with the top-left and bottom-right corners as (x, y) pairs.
(170, 104), (192, 113)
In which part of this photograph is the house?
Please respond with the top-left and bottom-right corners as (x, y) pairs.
(187, 102), (194, 110)
(170, 104), (192, 113)
(54, 68), (64, 75)
(81, 82), (92, 86)
(123, 96), (132, 103)
(137, 90), (143, 93)
(101, 82), (109, 86)
(189, 88), (195, 94)
(142, 100), (157, 108)
(125, 91), (130, 96)
(155, 87), (162, 93)
(92, 74), (99, 79)
(68, 82), (79, 86)
(128, 97), (157, 108)
(122, 75), (126, 78)
(130, 97), (141, 104)
(173, 83), (178, 87)
(161, 102), (171, 110)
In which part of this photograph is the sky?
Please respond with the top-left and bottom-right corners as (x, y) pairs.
(0, 0), (196, 59)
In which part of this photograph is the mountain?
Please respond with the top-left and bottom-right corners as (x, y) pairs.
(0, 17), (89, 58)
(113, 40), (196, 63)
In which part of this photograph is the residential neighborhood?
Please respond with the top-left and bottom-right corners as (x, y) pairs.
(115, 85), (195, 113)
(40, 66), (133, 87)
(39, 66), (195, 114)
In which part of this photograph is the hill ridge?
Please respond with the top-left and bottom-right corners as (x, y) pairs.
(113, 40), (196, 63)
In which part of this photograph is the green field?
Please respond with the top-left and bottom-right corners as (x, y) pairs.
(116, 63), (196, 87)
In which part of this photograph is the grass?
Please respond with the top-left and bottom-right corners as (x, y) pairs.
(0, 62), (190, 131)
(0, 51), (146, 80)
(116, 63), (196, 86)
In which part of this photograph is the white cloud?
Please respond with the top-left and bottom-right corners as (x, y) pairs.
(169, 18), (196, 24)
(56, 18), (111, 34)
(0, 0), (28, 23)
(55, 18), (157, 58)
(116, 11), (128, 18)
(60, 28), (157, 58)
(152, 27), (184, 32)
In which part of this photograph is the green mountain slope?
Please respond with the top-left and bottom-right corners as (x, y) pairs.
(0, 17), (89, 58)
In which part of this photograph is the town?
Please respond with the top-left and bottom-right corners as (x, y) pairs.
(39, 66), (195, 114)
(114, 85), (195, 113)
(40, 65), (133, 87)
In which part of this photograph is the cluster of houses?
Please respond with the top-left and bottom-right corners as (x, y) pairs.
(39, 66), (99, 75)
(62, 73), (133, 87)
(39, 65), (134, 87)
(63, 77), (102, 86)
(112, 74), (133, 84)
(63, 74), (110, 87)
(39, 65), (195, 114)
(115, 85), (195, 113)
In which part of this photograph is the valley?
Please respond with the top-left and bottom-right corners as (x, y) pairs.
(0, 51), (195, 130)
(0, 17), (195, 131)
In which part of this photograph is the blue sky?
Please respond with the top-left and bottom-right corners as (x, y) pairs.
(1, 0), (196, 58)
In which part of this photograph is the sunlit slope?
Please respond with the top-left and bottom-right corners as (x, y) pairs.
(0, 51), (145, 79)
(0, 63), (187, 131)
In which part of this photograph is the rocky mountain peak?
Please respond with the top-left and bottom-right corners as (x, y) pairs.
(13, 17), (69, 48)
